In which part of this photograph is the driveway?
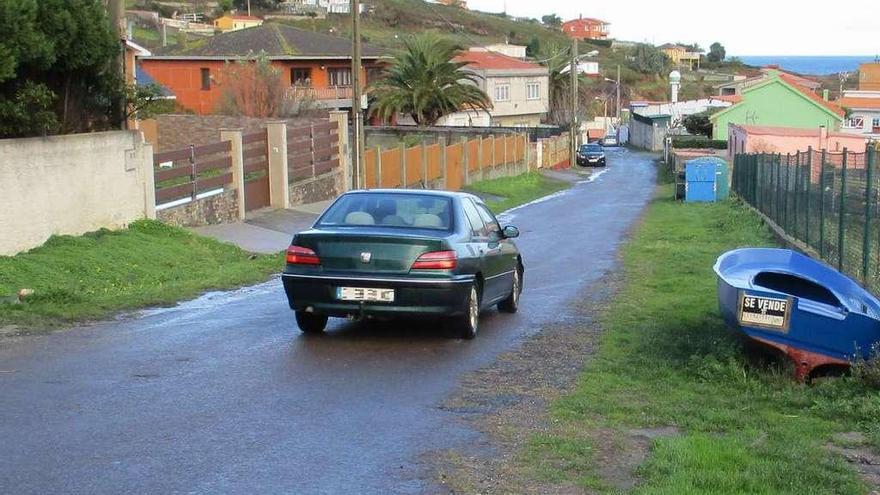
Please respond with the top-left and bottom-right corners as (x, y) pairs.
(0, 149), (657, 494)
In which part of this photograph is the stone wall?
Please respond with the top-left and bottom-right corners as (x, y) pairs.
(289, 170), (344, 206)
(156, 189), (240, 228)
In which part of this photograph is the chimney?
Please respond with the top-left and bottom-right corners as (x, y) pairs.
(819, 125), (828, 146)
(822, 89), (829, 101)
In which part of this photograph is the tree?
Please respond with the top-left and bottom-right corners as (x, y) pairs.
(0, 0), (122, 137)
(526, 36), (541, 57)
(629, 43), (670, 74)
(217, 0), (234, 13)
(708, 42), (726, 63)
(216, 53), (287, 117)
(682, 112), (713, 137)
(369, 34), (492, 126)
(541, 14), (562, 28)
(539, 44), (593, 127)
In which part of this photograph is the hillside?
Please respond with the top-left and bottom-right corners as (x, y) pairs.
(128, 0), (744, 110)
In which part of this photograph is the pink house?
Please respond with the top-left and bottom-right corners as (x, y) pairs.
(728, 124), (867, 158)
(728, 124), (869, 182)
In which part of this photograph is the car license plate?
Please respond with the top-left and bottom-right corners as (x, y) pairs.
(337, 287), (395, 302)
(739, 294), (790, 332)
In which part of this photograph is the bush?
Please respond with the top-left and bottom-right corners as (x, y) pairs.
(853, 343), (880, 389)
(672, 136), (727, 149)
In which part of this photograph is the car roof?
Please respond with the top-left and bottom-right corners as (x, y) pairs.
(344, 188), (484, 203)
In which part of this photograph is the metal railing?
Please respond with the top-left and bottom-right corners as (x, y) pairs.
(733, 146), (880, 290)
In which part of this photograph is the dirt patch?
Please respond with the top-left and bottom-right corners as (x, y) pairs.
(827, 432), (880, 492)
(427, 268), (655, 494)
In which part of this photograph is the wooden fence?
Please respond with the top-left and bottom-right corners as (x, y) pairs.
(363, 134), (530, 190)
(288, 121), (340, 183)
(153, 141), (234, 205)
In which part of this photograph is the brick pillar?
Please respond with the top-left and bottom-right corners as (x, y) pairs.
(461, 137), (470, 186)
(266, 121), (290, 209)
(220, 128), (246, 220)
(439, 136), (448, 190)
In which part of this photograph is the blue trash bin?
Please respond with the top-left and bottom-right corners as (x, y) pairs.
(685, 161), (717, 203)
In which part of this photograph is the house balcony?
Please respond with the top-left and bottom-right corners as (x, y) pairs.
(287, 85), (368, 110)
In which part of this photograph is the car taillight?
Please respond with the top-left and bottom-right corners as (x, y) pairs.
(286, 245), (320, 265)
(412, 250), (457, 270)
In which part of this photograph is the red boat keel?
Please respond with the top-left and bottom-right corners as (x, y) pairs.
(752, 337), (850, 382)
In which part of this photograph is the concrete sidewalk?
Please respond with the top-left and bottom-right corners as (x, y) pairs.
(191, 200), (333, 254)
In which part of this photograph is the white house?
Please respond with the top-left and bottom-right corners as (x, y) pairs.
(398, 51), (550, 127)
(631, 97), (734, 129)
(839, 90), (880, 140)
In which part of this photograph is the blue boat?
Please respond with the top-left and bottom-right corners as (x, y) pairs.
(714, 248), (880, 380)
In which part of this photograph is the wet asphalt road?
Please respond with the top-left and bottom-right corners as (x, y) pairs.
(0, 150), (656, 494)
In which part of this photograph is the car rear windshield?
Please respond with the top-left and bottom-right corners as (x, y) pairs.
(582, 145), (602, 152)
(317, 193), (453, 230)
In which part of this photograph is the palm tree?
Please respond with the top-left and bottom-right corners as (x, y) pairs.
(369, 34), (492, 126)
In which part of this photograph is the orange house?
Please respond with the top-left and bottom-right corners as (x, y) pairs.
(859, 62), (880, 91)
(140, 24), (387, 115)
(561, 16), (610, 40)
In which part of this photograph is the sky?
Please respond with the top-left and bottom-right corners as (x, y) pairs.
(465, 0), (879, 56)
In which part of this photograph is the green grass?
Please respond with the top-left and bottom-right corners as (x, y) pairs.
(0, 220), (282, 330)
(465, 171), (569, 213)
(523, 170), (880, 493)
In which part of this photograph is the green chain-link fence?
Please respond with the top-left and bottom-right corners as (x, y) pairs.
(732, 146), (880, 290)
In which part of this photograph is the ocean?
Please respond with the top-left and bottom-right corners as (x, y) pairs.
(735, 55), (877, 75)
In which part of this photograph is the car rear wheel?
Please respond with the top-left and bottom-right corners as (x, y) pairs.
(295, 311), (328, 334)
(456, 284), (480, 339)
(498, 267), (522, 313)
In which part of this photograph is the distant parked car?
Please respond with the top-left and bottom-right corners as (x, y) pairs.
(576, 143), (606, 166)
(600, 135), (618, 147)
(282, 190), (524, 339)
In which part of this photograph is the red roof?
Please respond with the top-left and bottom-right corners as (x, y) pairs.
(712, 95), (742, 104)
(563, 17), (608, 26)
(838, 96), (880, 110)
(779, 74), (845, 117)
(453, 51), (543, 71)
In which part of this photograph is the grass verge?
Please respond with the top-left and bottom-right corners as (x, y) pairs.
(524, 171), (880, 493)
(466, 171), (570, 213)
(0, 220), (282, 331)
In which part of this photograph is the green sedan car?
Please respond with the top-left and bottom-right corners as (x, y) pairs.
(282, 189), (524, 339)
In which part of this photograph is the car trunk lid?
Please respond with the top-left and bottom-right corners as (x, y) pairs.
(296, 229), (447, 275)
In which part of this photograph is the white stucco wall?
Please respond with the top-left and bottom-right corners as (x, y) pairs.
(0, 131), (156, 255)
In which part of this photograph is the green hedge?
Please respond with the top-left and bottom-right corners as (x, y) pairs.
(671, 136), (728, 149)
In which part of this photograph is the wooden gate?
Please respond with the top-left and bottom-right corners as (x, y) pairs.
(242, 130), (271, 212)
(287, 121), (339, 184)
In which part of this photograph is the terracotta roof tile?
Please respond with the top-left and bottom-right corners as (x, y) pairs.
(779, 74), (845, 117)
(838, 96), (880, 110)
(453, 51), (544, 71)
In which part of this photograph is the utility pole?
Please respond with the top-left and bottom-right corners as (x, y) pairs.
(351, 0), (365, 189)
(570, 37), (578, 162)
(615, 64), (621, 142)
(247, 0), (252, 16)
(108, 0), (126, 129)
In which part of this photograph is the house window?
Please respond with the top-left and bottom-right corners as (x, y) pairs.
(526, 82), (540, 100)
(328, 67), (352, 87)
(494, 83), (510, 102)
(200, 68), (211, 90)
(873, 117), (880, 129)
(291, 68), (312, 86)
(845, 116), (865, 129)
(366, 67), (384, 85)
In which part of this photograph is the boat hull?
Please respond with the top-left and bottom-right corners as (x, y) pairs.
(714, 248), (880, 380)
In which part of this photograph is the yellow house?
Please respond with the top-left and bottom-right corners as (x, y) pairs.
(213, 14), (263, 32)
(660, 44), (702, 70)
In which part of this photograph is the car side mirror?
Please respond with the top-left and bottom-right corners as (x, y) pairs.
(502, 225), (520, 239)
